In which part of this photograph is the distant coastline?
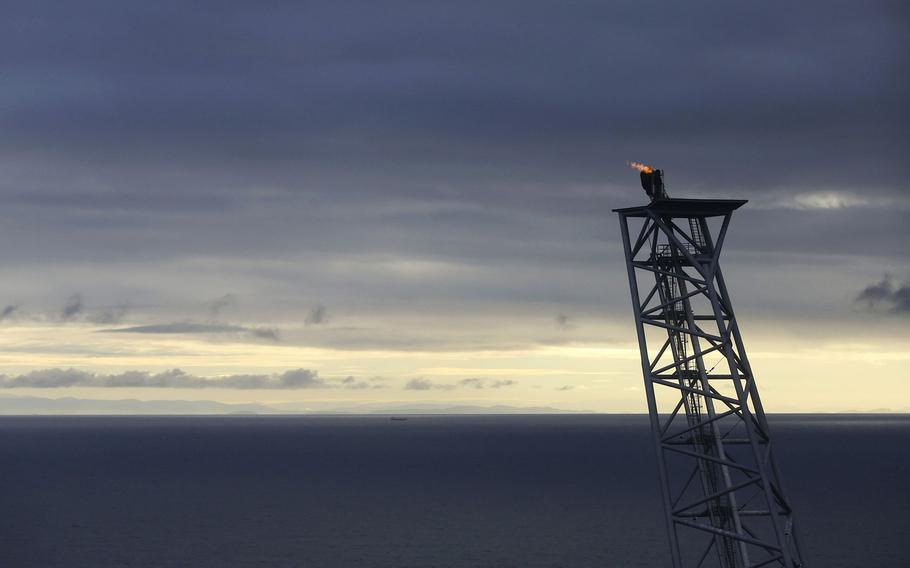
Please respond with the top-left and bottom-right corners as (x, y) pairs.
(0, 395), (906, 416)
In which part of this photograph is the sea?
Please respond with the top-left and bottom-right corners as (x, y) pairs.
(0, 414), (906, 567)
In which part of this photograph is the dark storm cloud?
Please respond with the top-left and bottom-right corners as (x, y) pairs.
(1, 1), (907, 221)
(1, 1), (906, 191)
(0, 0), (906, 342)
(856, 275), (910, 315)
(0, 368), (364, 389)
(103, 322), (281, 341)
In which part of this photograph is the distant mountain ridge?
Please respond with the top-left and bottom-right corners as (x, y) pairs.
(0, 395), (277, 415)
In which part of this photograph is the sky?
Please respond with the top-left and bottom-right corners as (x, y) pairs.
(0, 0), (907, 412)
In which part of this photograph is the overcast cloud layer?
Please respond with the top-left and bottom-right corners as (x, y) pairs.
(0, 1), (907, 410)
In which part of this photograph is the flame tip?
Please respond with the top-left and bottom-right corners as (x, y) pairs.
(628, 161), (654, 174)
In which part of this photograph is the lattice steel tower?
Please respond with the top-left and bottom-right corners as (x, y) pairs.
(615, 165), (805, 568)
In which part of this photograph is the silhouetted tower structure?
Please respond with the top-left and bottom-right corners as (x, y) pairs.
(615, 165), (805, 568)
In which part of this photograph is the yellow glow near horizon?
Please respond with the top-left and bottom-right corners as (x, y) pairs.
(0, 319), (908, 412)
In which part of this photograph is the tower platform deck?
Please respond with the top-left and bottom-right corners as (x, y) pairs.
(613, 198), (747, 218)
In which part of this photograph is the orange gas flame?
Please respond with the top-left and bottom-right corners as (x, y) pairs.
(628, 161), (653, 174)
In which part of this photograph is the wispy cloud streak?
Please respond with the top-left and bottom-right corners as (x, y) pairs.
(0, 368), (377, 389)
(102, 322), (280, 341)
(405, 377), (516, 390)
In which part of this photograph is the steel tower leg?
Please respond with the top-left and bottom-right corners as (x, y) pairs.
(617, 207), (805, 568)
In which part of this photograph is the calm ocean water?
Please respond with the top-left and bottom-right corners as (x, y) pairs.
(0, 414), (906, 567)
